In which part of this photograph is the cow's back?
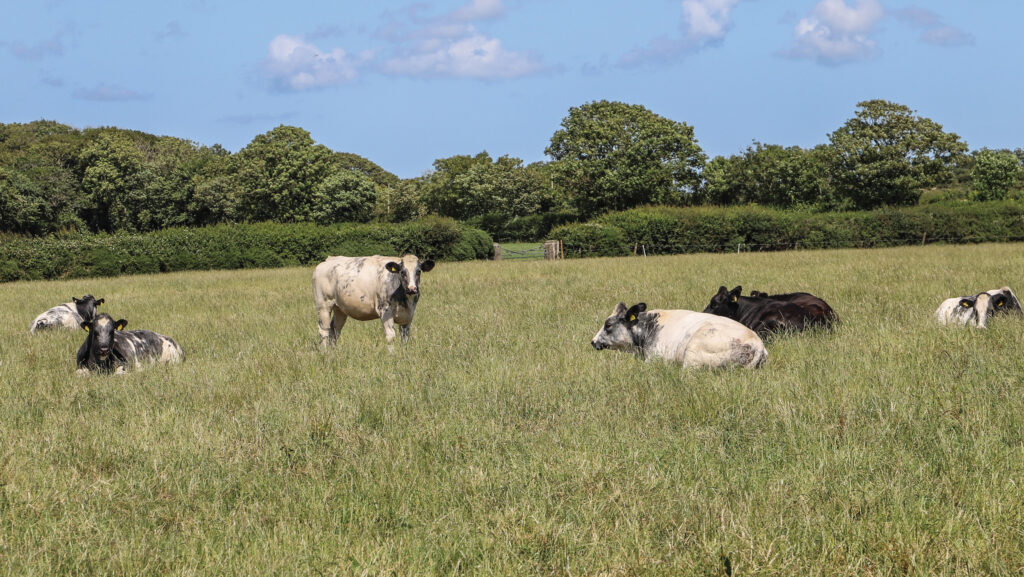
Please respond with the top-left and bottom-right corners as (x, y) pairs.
(115, 330), (184, 366)
(30, 302), (81, 333)
(651, 310), (767, 369)
(313, 255), (393, 321)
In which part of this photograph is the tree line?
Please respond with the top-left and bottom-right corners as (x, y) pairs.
(2, 99), (1022, 240)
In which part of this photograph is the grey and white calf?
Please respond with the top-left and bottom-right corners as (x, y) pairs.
(591, 302), (768, 369)
(76, 313), (184, 375)
(934, 290), (1013, 328)
(30, 294), (104, 333)
(312, 254), (435, 346)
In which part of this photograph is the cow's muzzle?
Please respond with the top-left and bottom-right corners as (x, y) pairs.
(406, 287), (419, 295)
(98, 347), (110, 357)
(591, 341), (605, 350)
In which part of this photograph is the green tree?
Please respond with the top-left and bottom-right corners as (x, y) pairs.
(79, 132), (147, 232)
(374, 179), (425, 223)
(971, 148), (1021, 201)
(332, 152), (399, 189)
(702, 143), (833, 208)
(313, 170), (378, 224)
(546, 100), (706, 217)
(233, 125), (333, 222)
(826, 100), (968, 209)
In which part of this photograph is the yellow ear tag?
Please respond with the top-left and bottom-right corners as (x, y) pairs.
(961, 302), (969, 307)
(628, 315), (636, 321)
(732, 295), (738, 302)
(84, 326), (89, 332)
(998, 301), (1004, 307)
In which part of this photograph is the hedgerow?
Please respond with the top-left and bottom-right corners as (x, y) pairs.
(0, 218), (492, 282)
(554, 202), (1024, 257)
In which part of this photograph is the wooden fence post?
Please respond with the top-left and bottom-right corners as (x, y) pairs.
(493, 243), (501, 260)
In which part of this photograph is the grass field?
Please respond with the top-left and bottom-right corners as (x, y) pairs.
(1, 244), (1023, 575)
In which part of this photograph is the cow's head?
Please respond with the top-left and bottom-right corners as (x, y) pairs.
(592, 302), (646, 351)
(703, 286), (742, 318)
(72, 294), (104, 322)
(989, 287), (1022, 315)
(385, 255), (435, 296)
(81, 313), (127, 359)
(955, 292), (1006, 328)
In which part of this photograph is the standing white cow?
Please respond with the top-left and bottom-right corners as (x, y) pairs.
(313, 254), (435, 347)
(591, 302), (768, 369)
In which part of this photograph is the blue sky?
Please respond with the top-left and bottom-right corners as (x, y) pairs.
(2, 0), (1019, 178)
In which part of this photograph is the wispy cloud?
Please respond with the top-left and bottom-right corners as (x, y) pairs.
(2, 24), (74, 62)
(263, 34), (373, 91)
(782, 0), (884, 65)
(378, 0), (545, 79)
(892, 6), (974, 47)
(618, 0), (741, 68)
(73, 83), (151, 102)
(262, 0), (543, 89)
(155, 21), (188, 41)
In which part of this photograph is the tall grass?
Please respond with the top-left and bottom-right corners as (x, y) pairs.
(1, 244), (1023, 575)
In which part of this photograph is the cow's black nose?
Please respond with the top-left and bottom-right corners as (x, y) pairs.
(591, 341), (603, 350)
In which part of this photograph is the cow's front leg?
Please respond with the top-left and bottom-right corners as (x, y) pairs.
(316, 302), (335, 348)
(379, 308), (398, 345)
(399, 324), (411, 341)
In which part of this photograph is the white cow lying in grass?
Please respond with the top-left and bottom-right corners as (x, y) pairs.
(934, 286), (1021, 328)
(591, 302), (768, 369)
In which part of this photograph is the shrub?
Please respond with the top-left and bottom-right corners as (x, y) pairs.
(0, 219), (492, 282)
(550, 223), (629, 258)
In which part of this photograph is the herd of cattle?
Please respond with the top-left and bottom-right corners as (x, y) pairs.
(25, 253), (1024, 374)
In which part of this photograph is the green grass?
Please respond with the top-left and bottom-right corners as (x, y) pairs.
(1, 244), (1023, 575)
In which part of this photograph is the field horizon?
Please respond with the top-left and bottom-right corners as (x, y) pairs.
(1, 243), (1023, 575)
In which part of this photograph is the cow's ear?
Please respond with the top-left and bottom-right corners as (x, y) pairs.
(994, 296), (1007, 308)
(385, 262), (402, 273)
(420, 260), (435, 272)
(115, 319), (128, 330)
(72, 296), (80, 303)
(626, 303), (646, 322)
(959, 299), (973, 308)
(80, 321), (90, 332)
(716, 286), (729, 296)
(613, 302), (628, 316)
(96, 298), (104, 306)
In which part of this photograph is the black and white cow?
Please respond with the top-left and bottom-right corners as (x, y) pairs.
(312, 254), (435, 346)
(30, 294), (104, 333)
(76, 313), (184, 375)
(935, 288), (1017, 328)
(986, 286), (1022, 316)
(591, 302), (768, 369)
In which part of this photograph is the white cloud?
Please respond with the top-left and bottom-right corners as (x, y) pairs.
(618, 0), (741, 68)
(383, 32), (543, 78)
(784, 0), (884, 65)
(683, 0), (740, 41)
(893, 6), (974, 47)
(378, 0), (546, 79)
(263, 34), (372, 91)
(451, 0), (505, 22)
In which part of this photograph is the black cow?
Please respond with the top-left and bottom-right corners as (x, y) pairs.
(77, 313), (184, 375)
(747, 290), (838, 324)
(703, 285), (837, 336)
